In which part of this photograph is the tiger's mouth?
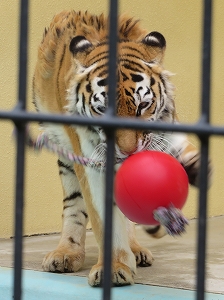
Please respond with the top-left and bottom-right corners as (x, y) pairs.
(89, 132), (179, 170)
(115, 132), (180, 161)
(114, 132), (154, 163)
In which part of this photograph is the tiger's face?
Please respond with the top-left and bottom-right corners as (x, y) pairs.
(67, 32), (175, 161)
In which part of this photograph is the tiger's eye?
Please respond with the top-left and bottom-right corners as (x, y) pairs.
(139, 101), (149, 109)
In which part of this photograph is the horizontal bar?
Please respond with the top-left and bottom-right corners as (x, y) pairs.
(1, 109), (224, 136)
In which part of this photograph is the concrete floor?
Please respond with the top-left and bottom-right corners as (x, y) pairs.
(0, 216), (224, 295)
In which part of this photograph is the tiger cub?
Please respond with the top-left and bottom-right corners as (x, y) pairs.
(33, 10), (203, 286)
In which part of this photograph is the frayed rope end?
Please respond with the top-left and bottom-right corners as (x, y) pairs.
(153, 205), (189, 236)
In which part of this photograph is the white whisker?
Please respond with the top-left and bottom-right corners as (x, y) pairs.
(152, 134), (183, 164)
(137, 132), (184, 165)
(88, 142), (107, 169)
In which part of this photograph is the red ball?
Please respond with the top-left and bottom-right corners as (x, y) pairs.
(114, 151), (189, 225)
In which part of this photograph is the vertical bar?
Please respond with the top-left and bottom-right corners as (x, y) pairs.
(17, 0), (29, 111)
(102, 0), (118, 299)
(196, 138), (209, 300)
(13, 1), (29, 299)
(106, 0), (118, 116)
(103, 132), (116, 300)
(196, 1), (212, 299)
(200, 0), (212, 123)
(13, 127), (26, 300)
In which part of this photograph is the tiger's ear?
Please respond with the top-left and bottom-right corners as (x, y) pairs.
(142, 32), (166, 63)
(142, 31), (166, 49)
(69, 36), (93, 55)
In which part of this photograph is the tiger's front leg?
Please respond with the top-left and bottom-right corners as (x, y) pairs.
(42, 157), (88, 273)
(126, 220), (154, 267)
(76, 164), (136, 287)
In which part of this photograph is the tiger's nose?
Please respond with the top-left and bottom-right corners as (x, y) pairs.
(116, 129), (138, 155)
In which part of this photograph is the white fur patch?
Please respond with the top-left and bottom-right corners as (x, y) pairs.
(145, 35), (159, 44)
(66, 64), (97, 115)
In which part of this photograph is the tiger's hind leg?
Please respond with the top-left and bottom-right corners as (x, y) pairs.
(42, 158), (88, 273)
(126, 220), (154, 267)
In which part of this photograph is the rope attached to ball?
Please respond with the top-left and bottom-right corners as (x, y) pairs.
(15, 126), (189, 236)
(26, 130), (104, 169)
(22, 126), (123, 170)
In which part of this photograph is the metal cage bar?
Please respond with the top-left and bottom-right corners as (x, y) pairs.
(102, 0), (118, 298)
(13, 1), (29, 299)
(196, 1), (212, 299)
(0, 0), (218, 299)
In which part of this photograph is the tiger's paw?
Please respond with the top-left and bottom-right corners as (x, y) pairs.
(88, 262), (135, 287)
(42, 246), (85, 273)
(131, 245), (154, 267)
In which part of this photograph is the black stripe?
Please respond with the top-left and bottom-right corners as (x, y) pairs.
(124, 89), (132, 97)
(158, 82), (164, 108)
(120, 53), (143, 61)
(143, 87), (151, 97)
(91, 63), (107, 75)
(136, 107), (141, 117)
(121, 70), (129, 81)
(69, 214), (78, 217)
(86, 83), (92, 93)
(95, 271), (99, 281)
(87, 52), (109, 65)
(57, 44), (66, 98)
(120, 45), (144, 56)
(63, 192), (82, 202)
(122, 18), (132, 32)
(120, 58), (144, 69)
(159, 74), (167, 94)
(74, 221), (84, 226)
(98, 69), (109, 78)
(123, 20), (140, 38)
(76, 83), (81, 102)
(87, 125), (98, 134)
(63, 204), (75, 210)
(118, 271), (126, 281)
(82, 93), (86, 115)
(57, 159), (75, 174)
(122, 64), (144, 73)
(95, 41), (108, 47)
(88, 92), (93, 106)
(80, 210), (88, 218)
(120, 60), (145, 72)
(91, 105), (101, 116)
(68, 237), (81, 246)
(150, 103), (157, 115)
(90, 54), (109, 65)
